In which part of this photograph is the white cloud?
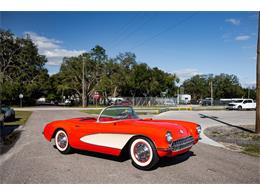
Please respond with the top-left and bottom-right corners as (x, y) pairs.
(174, 68), (202, 84)
(24, 32), (85, 66)
(225, 18), (240, 26)
(235, 35), (251, 41)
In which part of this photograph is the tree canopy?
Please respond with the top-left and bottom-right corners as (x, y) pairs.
(0, 29), (256, 106)
(0, 29), (48, 105)
(182, 73), (247, 100)
(53, 48), (179, 105)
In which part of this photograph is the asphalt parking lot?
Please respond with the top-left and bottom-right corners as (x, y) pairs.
(0, 110), (259, 183)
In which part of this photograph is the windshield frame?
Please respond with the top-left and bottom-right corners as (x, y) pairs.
(97, 105), (139, 123)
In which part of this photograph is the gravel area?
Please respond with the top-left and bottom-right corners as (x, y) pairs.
(204, 125), (260, 156)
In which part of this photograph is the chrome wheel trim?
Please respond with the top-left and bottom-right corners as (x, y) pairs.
(133, 142), (151, 163)
(55, 130), (68, 152)
(130, 138), (153, 167)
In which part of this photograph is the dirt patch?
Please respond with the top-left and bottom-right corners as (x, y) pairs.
(204, 125), (260, 156)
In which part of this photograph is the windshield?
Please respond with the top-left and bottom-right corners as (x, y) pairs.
(98, 106), (139, 122)
(234, 100), (243, 103)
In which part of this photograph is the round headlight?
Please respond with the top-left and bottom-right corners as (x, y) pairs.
(166, 131), (173, 143)
(196, 125), (202, 134)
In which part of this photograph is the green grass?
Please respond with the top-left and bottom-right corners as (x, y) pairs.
(4, 111), (32, 126)
(242, 144), (260, 157)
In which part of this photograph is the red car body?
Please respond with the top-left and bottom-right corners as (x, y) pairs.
(43, 110), (200, 159)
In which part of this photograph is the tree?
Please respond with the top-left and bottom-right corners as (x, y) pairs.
(58, 45), (108, 105)
(182, 75), (209, 99)
(213, 74), (244, 99)
(0, 29), (48, 106)
(182, 73), (245, 100)
(0, 30), (21, 109)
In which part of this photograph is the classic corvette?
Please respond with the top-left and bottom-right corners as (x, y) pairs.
(43, 106), (201, 170)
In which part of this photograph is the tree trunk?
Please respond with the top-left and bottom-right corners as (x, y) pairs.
(113, 86), (117, 97)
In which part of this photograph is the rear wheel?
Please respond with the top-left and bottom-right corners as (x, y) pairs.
(129, 137), (159, 170)
(55, 129), (72, 154)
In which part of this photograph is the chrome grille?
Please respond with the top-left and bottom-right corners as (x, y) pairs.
(171, 136), (194, 152)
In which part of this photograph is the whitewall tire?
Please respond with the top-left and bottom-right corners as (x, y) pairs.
(129, 137), (159, 170)
(55, 129), (72, 154)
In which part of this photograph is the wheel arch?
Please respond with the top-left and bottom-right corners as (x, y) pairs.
(51, 127), (67, 140)
(120, 134), (158, 156)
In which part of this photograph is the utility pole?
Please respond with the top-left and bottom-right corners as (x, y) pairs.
(210, 81), (213, 106)
(256, 12), (260, 134)
(82, 57), (86, 108)
(0, 72), (3, 141)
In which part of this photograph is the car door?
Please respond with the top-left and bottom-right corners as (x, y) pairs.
(243, 100), (252, 109)
(247, 100), (254, 109)
(72, 119), (129, 156)
(242, 100), (248, 109)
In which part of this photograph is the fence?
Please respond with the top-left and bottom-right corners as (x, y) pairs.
(109, 97), (235, 107)
(117, 97), (178, 107)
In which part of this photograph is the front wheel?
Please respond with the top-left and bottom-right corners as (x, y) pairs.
(238, 106), (242, 111)
(129, 137), (159, 170)
(55, 129), (72, 154)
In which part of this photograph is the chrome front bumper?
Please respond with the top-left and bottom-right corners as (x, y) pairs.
(170, 136), (194, 152)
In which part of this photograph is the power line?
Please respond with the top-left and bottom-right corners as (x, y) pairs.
(110, 13), (156, 50)
(130, 12), (198, 50)
(106, 13), (142, 49)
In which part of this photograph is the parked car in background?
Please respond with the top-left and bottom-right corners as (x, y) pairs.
(227, 99), (256, 110)
(163, 100), (176, 106)
(1, 105), (15, 121)
(64, 99), (72, 105)
(113, 99), (132, 106)
(200, 98), (213, 106)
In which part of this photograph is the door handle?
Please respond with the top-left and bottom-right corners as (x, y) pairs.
(75, 125), (80, 128)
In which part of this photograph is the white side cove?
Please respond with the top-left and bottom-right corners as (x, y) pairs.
(80, 133), (136, 149)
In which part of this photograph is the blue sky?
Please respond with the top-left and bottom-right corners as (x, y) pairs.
(1, 11), (258, 87)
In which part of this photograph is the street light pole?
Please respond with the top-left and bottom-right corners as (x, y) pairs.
(82, 57), (86, 108)
(256, 12), (260, 134)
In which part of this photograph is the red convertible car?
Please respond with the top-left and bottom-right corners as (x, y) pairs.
(43, 106), (201, 170)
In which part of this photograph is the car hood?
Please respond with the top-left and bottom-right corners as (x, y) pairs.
(124, 119), (192, 138)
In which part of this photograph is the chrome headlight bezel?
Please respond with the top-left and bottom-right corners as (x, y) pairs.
(165, 131), (173, 143)
(196, 125), (202, 136)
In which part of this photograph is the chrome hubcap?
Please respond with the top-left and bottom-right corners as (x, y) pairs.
(57, 133), (67, 149)
(134, 142), (150, 163)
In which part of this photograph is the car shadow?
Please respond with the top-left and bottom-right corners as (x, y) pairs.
(55, 145), (195, 170)
(52, 146), (130, 162)
(198, 113), (254, 133)
(0, 126), (22, 155)
(154, 151), (196, 170)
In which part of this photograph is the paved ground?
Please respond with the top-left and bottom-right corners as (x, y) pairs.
(154, 110), (256, 147)
(0, 110), (259, 183)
